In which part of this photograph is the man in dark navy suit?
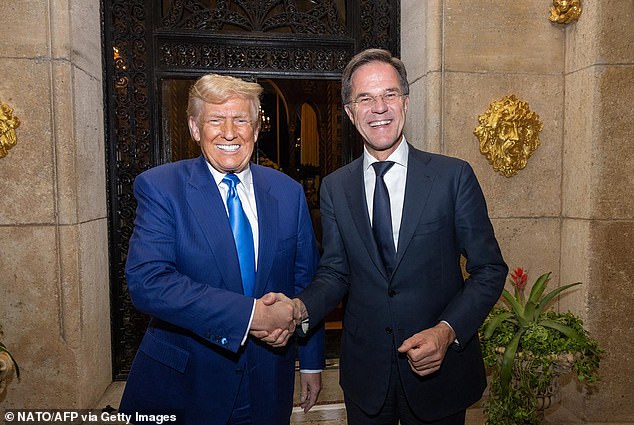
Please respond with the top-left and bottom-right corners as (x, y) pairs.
(290, 49), (508, 424)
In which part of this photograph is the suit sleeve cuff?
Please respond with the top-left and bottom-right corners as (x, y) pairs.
(241, 298), (256, 346)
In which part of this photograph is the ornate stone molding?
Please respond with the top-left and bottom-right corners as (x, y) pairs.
(0, 102), (20, 159)
(474, 95), (543, 177)
(549, 0), (582, 24)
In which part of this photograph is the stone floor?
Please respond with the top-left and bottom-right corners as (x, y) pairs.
(96, 367), (622, 425)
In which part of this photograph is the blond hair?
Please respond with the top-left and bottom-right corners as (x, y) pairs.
(187, 74), (263, 126)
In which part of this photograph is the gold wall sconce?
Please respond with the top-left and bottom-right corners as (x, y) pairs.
(474, 95), (543, 178)
(549, 0), (582, 24)
(0, 102), (21, 159)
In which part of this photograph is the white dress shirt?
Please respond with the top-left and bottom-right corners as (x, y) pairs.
(363, 138), (409, 252)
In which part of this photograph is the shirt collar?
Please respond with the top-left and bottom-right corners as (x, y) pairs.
(206, 160), (253, 189)
(363, 137), (409, 172)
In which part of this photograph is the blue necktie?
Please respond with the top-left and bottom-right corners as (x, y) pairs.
(372, 161), (396, 276)
(222, 174), (256, 297)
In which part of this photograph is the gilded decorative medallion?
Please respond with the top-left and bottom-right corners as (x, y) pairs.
(0, 102), (21, 159)
(549, 0), (582, 24)
(474, 95), (543, 177)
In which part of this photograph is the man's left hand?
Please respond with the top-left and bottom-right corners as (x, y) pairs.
(299, 372), (322, 413)
(396, 323), (455, 377)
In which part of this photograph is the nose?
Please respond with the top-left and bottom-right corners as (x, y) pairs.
(221, 120), (236, 140)
(371, 95), (389, 113)
(506, 123), (519, 141)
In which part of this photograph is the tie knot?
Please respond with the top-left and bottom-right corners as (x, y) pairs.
(372, 161), (395, 178)
(222, 173), (240, 189)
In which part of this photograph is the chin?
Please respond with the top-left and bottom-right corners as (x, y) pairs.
(371, 139), (400, 151)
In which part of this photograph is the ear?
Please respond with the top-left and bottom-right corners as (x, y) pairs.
(403, 95), (410, 115)
(344, 104), (356, 125)
(188, 116), (201, 143)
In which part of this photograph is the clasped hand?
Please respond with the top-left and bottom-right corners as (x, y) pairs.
(249, 292), (304, 347)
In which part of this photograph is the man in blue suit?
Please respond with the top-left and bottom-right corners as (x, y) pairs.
(287, 49), (508, 424)
(119, 74), (324, 425)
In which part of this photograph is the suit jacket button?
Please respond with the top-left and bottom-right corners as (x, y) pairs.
(221, 337), (228, 345)
(385, 327), (393, 334)
(388, 289), (397, 297)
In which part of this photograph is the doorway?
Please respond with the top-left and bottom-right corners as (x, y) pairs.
(102, 0), (400, 378)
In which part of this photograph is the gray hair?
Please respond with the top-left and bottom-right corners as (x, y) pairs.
(341, 49), (409, 104)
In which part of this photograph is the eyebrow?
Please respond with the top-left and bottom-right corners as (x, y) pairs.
(354, 87), (402, 97)
(204, 112), (250, 118)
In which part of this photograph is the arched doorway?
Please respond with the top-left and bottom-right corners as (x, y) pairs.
(102, 0), (401, 378)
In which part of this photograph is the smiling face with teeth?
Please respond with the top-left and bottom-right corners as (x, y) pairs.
(344, 61), (409, 161)
(188, 95), (259, 174)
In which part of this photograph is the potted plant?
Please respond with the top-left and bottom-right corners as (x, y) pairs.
(0, 325), (20, 398)
(479, 267), (602, 425)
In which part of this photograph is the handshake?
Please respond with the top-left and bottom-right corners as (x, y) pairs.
(249, 292), (308, 347)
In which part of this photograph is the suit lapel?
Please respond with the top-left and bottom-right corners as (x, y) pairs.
(251, 165), (278, 297)
(186, 156), (244, 295)
(394, 148), (435, 273)
(342, 158), (389, 280)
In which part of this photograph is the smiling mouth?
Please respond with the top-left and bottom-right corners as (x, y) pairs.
(369, 119), (392, 127)
(217, 144), (240, 152)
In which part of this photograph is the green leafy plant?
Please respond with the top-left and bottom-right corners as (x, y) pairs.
(480, 268), (602, 425)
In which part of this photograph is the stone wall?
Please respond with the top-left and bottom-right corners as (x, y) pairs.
(0, 0), (111, 408)
(561, 1), (634, 421)
(402, 0), (634, 422)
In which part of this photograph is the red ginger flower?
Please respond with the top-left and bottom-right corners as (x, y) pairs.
(510, 267), (528, 291)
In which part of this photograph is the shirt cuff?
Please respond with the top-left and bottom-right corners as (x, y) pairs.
(300, 317), (310, 334)
(299, 369), (323, 374)
(440, 320), (460, 346)
(241, 298), (256, 346)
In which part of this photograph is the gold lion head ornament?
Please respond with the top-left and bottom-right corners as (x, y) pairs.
(549, 0), (582, 24)
(0, 102), (21, 159)
(474, 95), (543, 177)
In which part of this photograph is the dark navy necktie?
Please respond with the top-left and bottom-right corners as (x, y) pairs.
(372, 161), (396, 276)
(222, 173), (256, 297)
